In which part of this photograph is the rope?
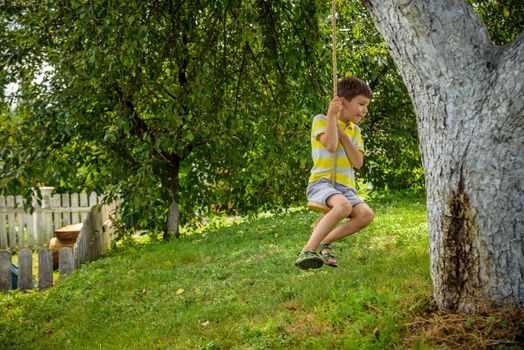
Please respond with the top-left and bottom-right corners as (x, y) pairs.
(331, 0), (337, 186)
(331, 0), (337, 99)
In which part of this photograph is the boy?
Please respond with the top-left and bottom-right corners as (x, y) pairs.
(295, 77), (375, 270)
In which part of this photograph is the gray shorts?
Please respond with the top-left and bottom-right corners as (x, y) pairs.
(306, 178), (364, 208)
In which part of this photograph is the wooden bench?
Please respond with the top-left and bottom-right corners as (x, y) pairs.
(54, 223), (83, 242)
(49, 223), (83, 269)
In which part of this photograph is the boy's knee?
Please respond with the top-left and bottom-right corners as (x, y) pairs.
(337, 201), (353, 218)
(362, 207), (374, 225)
(328, 195), (353, 218)
(364, 207), (375, 225)
(355, 205), (374, 226)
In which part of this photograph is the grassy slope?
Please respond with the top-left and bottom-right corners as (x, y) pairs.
(0, 191), (433, 349)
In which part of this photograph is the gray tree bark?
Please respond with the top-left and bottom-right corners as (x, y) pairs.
(165, 200), (180, 240)
(362, 0), (523, 312)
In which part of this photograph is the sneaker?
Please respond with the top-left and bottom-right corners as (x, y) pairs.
(294, 250), (324, 270)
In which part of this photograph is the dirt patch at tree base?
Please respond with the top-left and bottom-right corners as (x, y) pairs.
(403, 307), (524, 349)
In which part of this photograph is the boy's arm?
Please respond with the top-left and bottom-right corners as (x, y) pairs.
(337, 125), (364, 169)
(318, 97), (342, 152)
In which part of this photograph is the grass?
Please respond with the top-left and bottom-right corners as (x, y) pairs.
(0, 189), (499, 349)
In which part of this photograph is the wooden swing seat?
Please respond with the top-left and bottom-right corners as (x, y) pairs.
(307, 201), (331, 213)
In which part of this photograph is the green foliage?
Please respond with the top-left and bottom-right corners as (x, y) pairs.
(334, 0), (424, 189)
(0, 0), (325, 232)
(2, 0), (519, 235)
(0, 191), (434, 349)
(469, 0), (524, 46)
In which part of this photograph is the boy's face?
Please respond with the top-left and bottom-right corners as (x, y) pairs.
(340, 95), (370, 124)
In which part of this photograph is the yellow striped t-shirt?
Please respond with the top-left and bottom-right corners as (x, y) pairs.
(308, 114), (365, 189)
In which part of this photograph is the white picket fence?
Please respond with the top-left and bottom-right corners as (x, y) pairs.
(0, 187), (117, 291)
(0, 187), (102, 252)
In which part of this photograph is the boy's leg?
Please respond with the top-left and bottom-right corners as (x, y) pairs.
(301, 194), (352, 252)
(321, 203), (374, 244)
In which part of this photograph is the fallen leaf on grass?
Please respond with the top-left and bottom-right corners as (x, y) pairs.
(176, 288), (185, 296)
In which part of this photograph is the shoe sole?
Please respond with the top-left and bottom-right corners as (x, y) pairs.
(295, 257), (324, 270)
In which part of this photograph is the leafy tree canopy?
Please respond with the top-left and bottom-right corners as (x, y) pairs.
(1, 0), (327, 234)
(2, 0), (519, 235)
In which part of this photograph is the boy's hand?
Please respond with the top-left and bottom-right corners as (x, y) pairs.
(328, 96), (343, 118)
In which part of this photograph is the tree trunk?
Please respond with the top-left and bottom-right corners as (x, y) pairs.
(362, 0), (523, 312)
(165, 199), (180, 240)
(164, 155), (181, 240)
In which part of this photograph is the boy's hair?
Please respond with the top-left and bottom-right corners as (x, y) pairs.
(337, 77), (373, 101)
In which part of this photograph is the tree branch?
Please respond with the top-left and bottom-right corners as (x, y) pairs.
(362, 0), (493, 81)
(245, 42), (276, 104)
(234, 44), (248, 117)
